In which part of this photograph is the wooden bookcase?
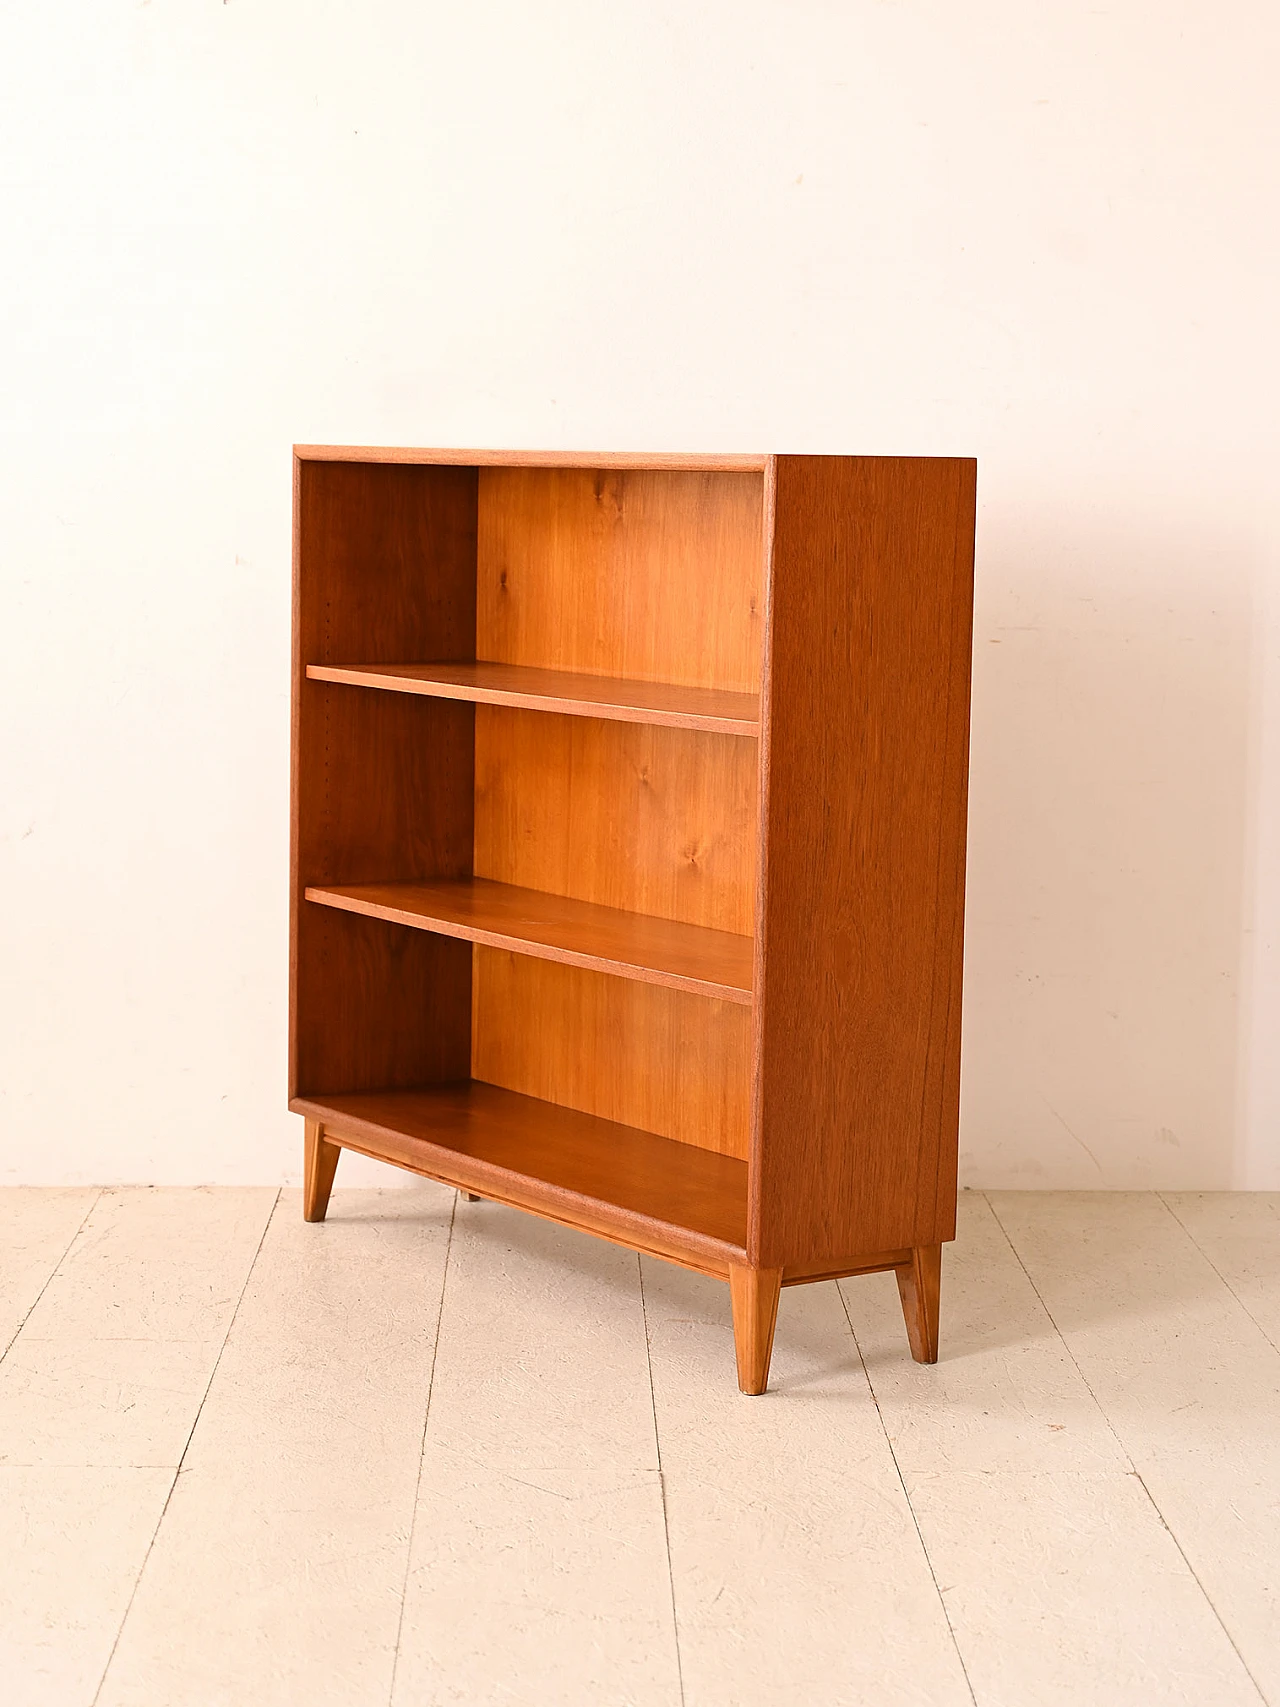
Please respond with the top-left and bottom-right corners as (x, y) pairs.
(290, 448), (976, 1393)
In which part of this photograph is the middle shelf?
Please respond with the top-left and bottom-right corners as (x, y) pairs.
(305, 875), (755, 1003)
(306, 659), (761, 735)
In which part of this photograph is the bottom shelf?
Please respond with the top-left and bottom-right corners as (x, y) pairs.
(290, 1080), (748, 1272)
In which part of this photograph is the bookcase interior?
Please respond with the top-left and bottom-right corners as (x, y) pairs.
(293, 459), (765, 1215)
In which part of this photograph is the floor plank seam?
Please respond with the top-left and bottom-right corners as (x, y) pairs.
(636, 1254), (686, 1707)
(0, 1187), (104, 1367)
(88, 1187), (282, 1707)
(387, 1189), (458, 1707)
(984, 1195), (1139, 1467)
(1157, 1193), (1280, 1360)
(984, 1193), (1271, 1706)
(836, 1281), (978, 1707)
(1129, 1465), (1271, 1707)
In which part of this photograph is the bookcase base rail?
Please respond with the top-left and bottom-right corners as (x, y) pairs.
(299, 1110), (942, 1393)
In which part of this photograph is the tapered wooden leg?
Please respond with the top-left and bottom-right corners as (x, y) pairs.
(460, 1191), (481, 1203)
(895, 1243), (942, 1363)
(302, 1120), (341, 1223)
(729, 1265), (783, 1395)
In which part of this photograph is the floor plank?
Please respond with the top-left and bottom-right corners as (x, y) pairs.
(843, 1194), (1262, 1706)
(990, 1192), (1279, 1704)
(1, 1187), (1276, 1706)
(96, 1186), (455, 1707)
(0, 1189), (99, 1360)
(642, 1258), (972, 1707)
(0, 1466), (173, 1707)
(1162, 1193), (1280, 1353)
(0, 1188), (276, 1469)
(392, 1204), (681, 1707)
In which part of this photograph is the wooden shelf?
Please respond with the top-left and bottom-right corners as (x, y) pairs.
(305, 876), (754, 1004)
(291, 1081), (749, 1271)
(305, 660), (760, 735)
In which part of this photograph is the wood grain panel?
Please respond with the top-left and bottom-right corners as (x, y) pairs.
(296, 687), (475, 889)
(476, 467), (764, 692)
(305, 660), (760, 735)
(306, 876), (753, 1003)
(293, 908), (473, 1097)
(474, 707), (756, 936)
(473, 951), (751, 1159)
(292, 1081), (749, 1266)
(291, 457), (479, 1098)
(750, 456), (976, 1267)
(295, 458), (478, 665)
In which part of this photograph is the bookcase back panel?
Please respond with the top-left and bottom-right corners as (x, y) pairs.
(472, 950), (750, 1159)
(474, 707), (756, 936)
(476, 468), (764, 692)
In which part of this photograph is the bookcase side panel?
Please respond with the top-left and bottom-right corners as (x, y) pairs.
(297, 458), (478, 664)
(290, 458), (479, 1098)
(294, 913), (473, 1098)
(749, 456), (976, 1267)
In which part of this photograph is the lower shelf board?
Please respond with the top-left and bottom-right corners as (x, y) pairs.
(290, 1080), (748, 1273)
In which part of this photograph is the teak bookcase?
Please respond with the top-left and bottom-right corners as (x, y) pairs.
(290, 447), (976, 1393)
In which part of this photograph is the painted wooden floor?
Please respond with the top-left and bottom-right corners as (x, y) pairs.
(1, 1185), (1277, 1706)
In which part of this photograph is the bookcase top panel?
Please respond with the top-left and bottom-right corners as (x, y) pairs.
(295, 445), (770, 472)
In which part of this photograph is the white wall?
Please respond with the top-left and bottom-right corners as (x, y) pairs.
(2, 2), (1277, 1187)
